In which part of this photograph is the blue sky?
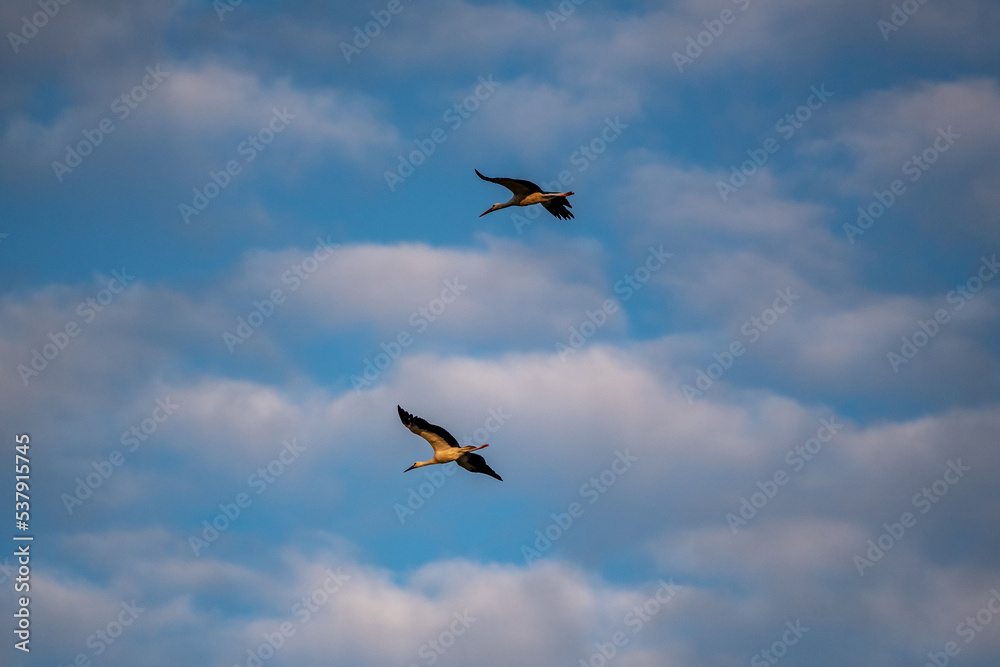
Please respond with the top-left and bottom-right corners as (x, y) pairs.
(2, 0), (1000, 665)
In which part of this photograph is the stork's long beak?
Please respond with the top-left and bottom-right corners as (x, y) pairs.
(479, 206), (495, 218)
(404, 464), (417, 472)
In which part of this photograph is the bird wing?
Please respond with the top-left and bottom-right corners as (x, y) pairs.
(456, 452), (503, 481)
(397, 405), (460, 453)
(542, 197), (574, 220)
(475, 169), (541, 198)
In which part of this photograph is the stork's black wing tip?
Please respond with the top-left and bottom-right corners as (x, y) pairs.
(479, 465), (503, 481)
(543, 199), (575, 220)
(457, 452), (503, 480)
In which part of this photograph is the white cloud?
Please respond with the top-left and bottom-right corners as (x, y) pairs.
(157, 63), (397, 159)
(3, 4), (1000, 664)
(1, 61), (398, 181)
(759, 286), (1000, 401)
(816, 79), (1000, 194)
(655, 519), (864, 585)
(27, 535), (683, 667)
(226, 236), (617, 344)
(805, 78), (1000, 243)
(466, 76), (640, 162)
(614, 158), (833, 247)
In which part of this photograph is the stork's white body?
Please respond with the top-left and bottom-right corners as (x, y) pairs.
(416, 442), (488, 467)
(516, 191), (569, 207)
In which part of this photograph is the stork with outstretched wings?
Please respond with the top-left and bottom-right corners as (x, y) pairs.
(397, 405), (503, 481)
(475, 169), (574, 220)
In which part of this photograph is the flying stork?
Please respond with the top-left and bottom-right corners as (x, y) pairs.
(397, 405), (503, 481)
(475, 169), (575, 220)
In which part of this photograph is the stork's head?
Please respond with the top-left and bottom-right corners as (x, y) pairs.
(479, 204), (501, 218)
(404, 462), (420, 472)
